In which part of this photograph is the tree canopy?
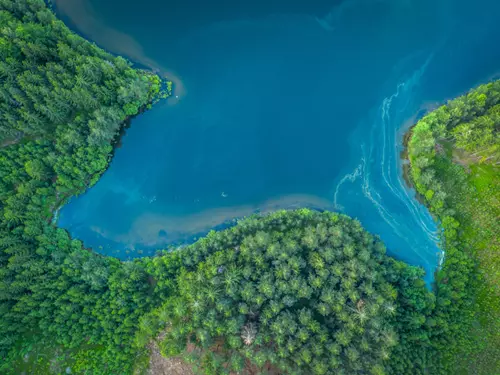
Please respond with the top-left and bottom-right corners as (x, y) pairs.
(0, 0), (498, 374)
(408, 81), (500, 373)
(0, 0), (165, 145)
(138, 210), (435, 375)
(0, 0), (167, 372)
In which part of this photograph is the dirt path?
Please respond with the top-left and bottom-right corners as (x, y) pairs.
(146, 340), (194, 375)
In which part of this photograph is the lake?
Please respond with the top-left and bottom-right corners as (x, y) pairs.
(55, 0), (500, 284)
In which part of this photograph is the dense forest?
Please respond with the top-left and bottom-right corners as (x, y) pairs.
(0, 0), (168, 372)
(137, 210), (435, 375)
(0, 0), (499, 374)
(408, 81), (500, 373)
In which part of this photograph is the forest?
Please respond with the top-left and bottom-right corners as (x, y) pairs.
(0, 0), (167, 372)
(137, 210), (436, 375)
(0, 0), (498, 374)
(408, 80), (500, 373)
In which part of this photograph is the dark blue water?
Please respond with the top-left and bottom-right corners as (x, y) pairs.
(55, 0), (500, 283)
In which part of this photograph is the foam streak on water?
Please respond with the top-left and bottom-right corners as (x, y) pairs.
(55, 0), (500, 285)
(333, 55), (441, 282)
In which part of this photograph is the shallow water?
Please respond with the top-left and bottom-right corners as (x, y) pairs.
(55, 0), (500, 283)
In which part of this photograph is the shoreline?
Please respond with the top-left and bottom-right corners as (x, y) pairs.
(85, 194), (335, 253)
(51, 0), (186, 102)
(50, 73), (169, 225)
(399, 102), (438, 204)
(400, 105), (446, 284)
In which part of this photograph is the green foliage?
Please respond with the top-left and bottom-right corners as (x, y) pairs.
(0, 0), (161, 145)
(408, 80), (500, 374)
(1, 0), (497, 374)
(138, 210), (435, 375)
(0, 0), (166, 373)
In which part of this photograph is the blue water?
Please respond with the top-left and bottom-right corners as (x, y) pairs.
(55, 0), (500, 283)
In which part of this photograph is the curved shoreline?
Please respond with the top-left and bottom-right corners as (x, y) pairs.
(52, 0), (186, 102)
(86, 194), (334, 251)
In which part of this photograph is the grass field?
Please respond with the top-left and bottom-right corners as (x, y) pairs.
(428, 143), (500, 374)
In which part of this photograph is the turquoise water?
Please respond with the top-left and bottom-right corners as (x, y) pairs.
(55, 0), (500, 283)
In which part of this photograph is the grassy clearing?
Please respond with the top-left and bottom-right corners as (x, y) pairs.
(411, 138), (500, 374)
